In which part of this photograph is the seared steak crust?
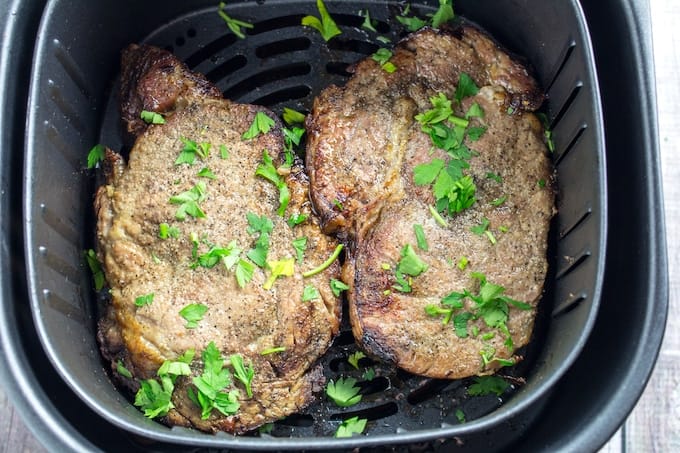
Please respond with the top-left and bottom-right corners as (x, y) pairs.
(96, 45), (341, 433)
(307, 26), (554, 378)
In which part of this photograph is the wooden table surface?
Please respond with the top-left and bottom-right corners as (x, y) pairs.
(1, 1), (678, 451)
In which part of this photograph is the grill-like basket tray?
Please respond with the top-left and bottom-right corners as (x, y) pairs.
(22, 0), (606, 450)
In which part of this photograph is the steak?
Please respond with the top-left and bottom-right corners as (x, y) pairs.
(95, 44), (342, 433)
(305, 26), (554, 379)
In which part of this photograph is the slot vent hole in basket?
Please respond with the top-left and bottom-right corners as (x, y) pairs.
(327, 38), (379, 56)
(205, 55), (248, 86)
(407, 379), (454, 405)
(250, 15), (307, 35)
(252, 85), (312, 106)
(325, 61), (352, 77)
(552, 292), (587, 318)
(549, 83), (583, 133)
(185, 34), (240, 69)
(277, 413), (315, 427)
(559, 207), (592, 240)
(222, 62), (312, 100)
(545, 40), (576, 93)
(556, 249), (591, 280)
(554, 124), (587, 167)
(329, 402), (399, 421)
(256, 37), (312, 58)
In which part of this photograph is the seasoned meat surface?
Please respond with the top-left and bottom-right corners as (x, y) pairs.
(96, 45), (341, 434)
(306, 26), (554, 379)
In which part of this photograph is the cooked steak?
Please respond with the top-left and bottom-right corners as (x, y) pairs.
(306, 26), (554, 379)
(96, 44), (342, 434)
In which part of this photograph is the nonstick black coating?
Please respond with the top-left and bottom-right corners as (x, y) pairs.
(19, 0), (607, 450)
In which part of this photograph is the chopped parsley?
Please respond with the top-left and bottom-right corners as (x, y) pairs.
(359, 9), (377, 32)
(134, 293), (154, 307)
(189, 342), (240, 419)
(255, 150), (290, 216)
(413, 83), (484, 218)
(235, 259), (255, 288)
(84, 249), (105, 291)
(116, 360), (132, 379)
(455, 408), (466, 423)
(175, 137), (210, 165)
(302, 284), (321, 302)
(134, 354), (193, 419)
(467, 375), (510, 397)
(87, 144), (105, 169)
(471, 217), (497, 244)
(486, 172), (503, 183)
(372, 48), (397, 73)
(396, 4), (428, 31)
(159, 222), (180, 239)
(457, 256), (469, 270)
(140, 110), (165, 125)
(282, 107), (306, 125)
(536, 112), (555, 152)
(326, 376), (362, 407)
(242, 111), (276, 140)
(301, 0), (342, 42)
(287, 213), (308, 228)
(348, 351), (366, 369)
(179, 303), (208, 329)
(282, 126), (305, 168)
(393, 244), (428, 293)
(362, 367), (376, 381)
(194, 241), (242, 270)
(292, 236), (307, 264)
(330, 278), (350, 297)
(335, 416), (367, 438)
(169, 181), (207, 220)
(230, 354), (255, 398)
(431, 0), (455, 28)
(246, 212), (273, 267)
(263, 258), (295, 290)
(197, 167), (217, 179)
(424, 273), (532, 369)
(413, 223), (428, 251)
(217, 1), (254, 39)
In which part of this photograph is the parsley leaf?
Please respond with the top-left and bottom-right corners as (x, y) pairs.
(235, 259), (255, 288)
(179, 303), (208, 329)
(430, 0), (455, 28)
(397, 244), (428, 276)
(159, 222), (180, 239)
(467, 375), (510, 397)
(140, 110), (165, 125)
(330, 278), (350, 297)
(176, 137), (210, 165)
(348, 351), (366, 369)
(413, 224), (428, 251)
(195, 241), (242, 270)
(135, 293), (154, 307)
(219, 144), (230, 159)
(260, 346), (286, 355)
(372, 48), (397, 73)
(263, 258), (295, 290)
(242, 111), (276, 140)
(287, 213), (309, 228)
(116, 360), (132, 379)
(335, 416), (367, 438)
(197, 167), (217, 179)
(326, 376), (362, 407)
(454, 73), (480, 104)
(87, 144), (105, 169)
(302, 285), (320, 302)
(359, 9), (377, 32)
(302, 0), (342, 42)
(396, 4), (428, 32)
(217, 1), (254, 39)
(246, 212), (273, 267)
(84, 249), (105, 291)
(169, 182), (208, 221)
(255, 151), (290, 216)
(230, 354), (255, 398)
(292, 236), (308, 264)
(282, 107), (306, 125)
(134, 354), (193, 419)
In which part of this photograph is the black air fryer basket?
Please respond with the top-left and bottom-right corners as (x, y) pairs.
(0, 0), (667, 451)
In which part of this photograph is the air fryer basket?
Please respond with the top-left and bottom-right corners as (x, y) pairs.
(22, 0), (606, 449)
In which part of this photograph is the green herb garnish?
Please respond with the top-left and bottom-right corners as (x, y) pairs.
(371, 48), (397, 73)
(135, 293), (154, 307)
(217, 1), (254, 39)
(348, 351), (366, 370)
(335, 416), (367, 438)
(326, 376), (362, 407)
(87, 144), (105, 169)
(116, 360), (132, 378)
(175, 137), (210, 165)
(159, 222), (180, 239)
(302, 244), (344, 278)
(301, 0), (342, 42)
(413, 223), (428, 251)
(140, 110), (165, 125)
(330, 278), (350, 297)
(263, 258), (295, 290)
(179, 303), (208, 329)
(246, 212), (273, 267)
(255, 150), (290, 216)
(467, 375), (510, 397)
(292, 236), (307, 264)
(302, 284), (321, 302)
(189, 342), (240, 419)
(242, 111), (276, 140)
(169, 181), (207, 220)
(230, 354), (255, 398)
(84, 249), (105, 291)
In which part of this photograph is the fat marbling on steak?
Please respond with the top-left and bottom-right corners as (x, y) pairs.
(95, 44), (342, 433)
(306, 26), (555, 379)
